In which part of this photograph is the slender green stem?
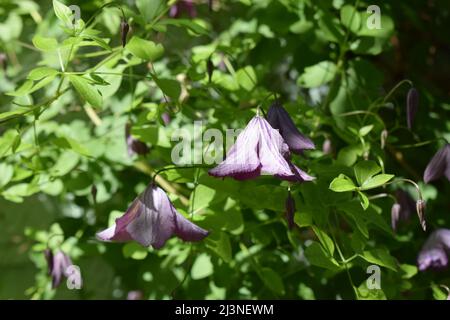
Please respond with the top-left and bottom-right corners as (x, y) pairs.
(382, 79), (413, 104)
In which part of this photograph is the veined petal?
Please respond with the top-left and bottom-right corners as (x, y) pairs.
(417, 229), (450, 271)
(258, 116), (296, 178)
(267, 101), (315, 153)
(209, 116), (261, 180)
(174, 210), (209, 242)
(423, 144), (449, 183)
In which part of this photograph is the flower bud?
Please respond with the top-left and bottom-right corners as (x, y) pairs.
(406, 87), (419, 129)
(207, 58), (214, 83)
(120, 20), (130, 47)
(285, 191), (296, 230)
(0, 53), (7, 73)
(416, 199), (426, 231)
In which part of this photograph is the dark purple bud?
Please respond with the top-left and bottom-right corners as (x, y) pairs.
(120, 20), (130, 48)
(423, 144), (450, 183)
(97, 185), (209, 248)
(322, 138), (333, 155)
(207, 58), (214, 83)
(380, 129), (388, 149)
(125, 122), (150, 157)
(209, 115), (314, 182)
(44, 249), (54, 275)
(127, 290), (143, 300)
(91, 185), (97, 203)
(406, 88), (419, 129)
(267, 100), (315, 154)
(416, 199), (426, 231)
(417, 229), (450, 271)
(0, 53), (7, 73)
(285, 191), (296, 229)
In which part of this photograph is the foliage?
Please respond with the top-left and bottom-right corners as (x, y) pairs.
(0, 0), (450, 300)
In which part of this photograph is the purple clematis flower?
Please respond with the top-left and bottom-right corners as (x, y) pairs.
(417, 229), (450, 271)
(97, 185), (209, 248)
(125, 122), (150, 157)
(267, 101), (315, 154)
(169, 0), (197, 18)
(208, 115), (314, 182)
(423, 144), (450, 183)
(44, 249), (74, 289)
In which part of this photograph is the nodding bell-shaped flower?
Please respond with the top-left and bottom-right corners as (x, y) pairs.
(44, 249), (74, 289)
(120, 20), (130, 47)
(169, 0), (197, 18)
(125, 122), (150, 157)
(97, 185), (209, 248)
(285, 191), (296, 230)
(208, 115), (314, 182)
(267, 101), (315, 154)
(417, 229), (450, 271)
(391, 190), (415, 232)
(423, 144), (450, 183)
(406, 88), (419, 129)
(416, 199), (426, 231)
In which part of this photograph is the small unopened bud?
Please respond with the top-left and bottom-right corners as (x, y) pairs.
(406, 87), (419, 129)
(91, 185), (97, 204)
(0, 53), (7, 73)
(120, 20), (130, 47)
(416, 199), (426, 231)
(380, 129), (388, 149)
(285, 191), (296, 230)
(206, 58), (214, 83)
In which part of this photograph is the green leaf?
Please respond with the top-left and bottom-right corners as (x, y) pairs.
(190, 184), (216, 213)
(360, 174), (394, 190)
(312, 226), (335, 256)
(340, 5), (361, 33)
(0, 163), (14, 188)
(354, 161), (381, 186)
(191, 253), (213, 280)
(7, 80), (35, 97)
(357, 191), (370, 210)
(27, 67), (58, 80)
(136, 0), (164, 22)
(157, 19), (209, 36)
(154, 78), (181, 101)
(305, 242), (340, 271)
(359, 249), (397, 271)
(359, 124), (374, 137)
(126, 36), (164, 61)
(52, 0), (74, 27)
(32, 35), (58, 51)
(205, 231), (232, 263)
(400, 264), (418, 279)
(297, 61), (337, 88)
(122, 242), (148, 260)
(356, 281), (386, 300)
(235, 66), (257, 91)
(53, 136), (91, 156)
(329, 174), (357, 192)
(68, 74), (102, 108)
(257, 268), (285, 295)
